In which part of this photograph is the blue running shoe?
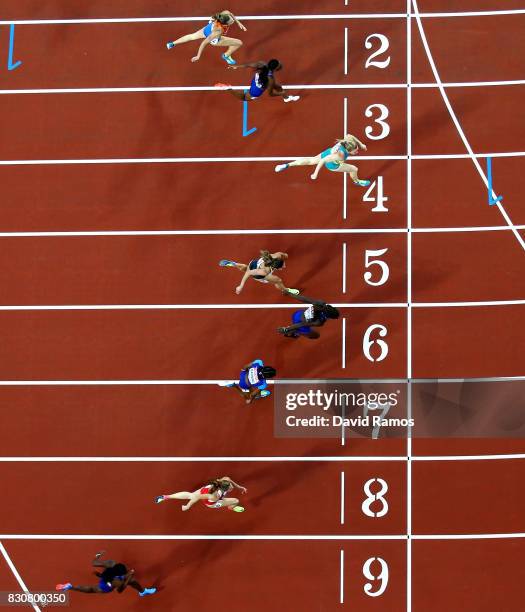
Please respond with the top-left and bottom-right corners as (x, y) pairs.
(139, 588), (157, 597)
(219, 259), (236, 267)
(166, 42), (175, 49)
(222, 53), (236, 65)
(154, 495), (165, 504)
(255, 390), (271, 399)
(356, 179), (371, 187)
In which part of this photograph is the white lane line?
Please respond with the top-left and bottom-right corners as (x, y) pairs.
(1, 454), (525, 462)
(0, 376), (525, 388)
(0, 299), (523, 310)
(1, 79), (523, 94)
(1, 10), (524, 24)
(412, 0), (525, 254)
(0, 542), (41, 612)
(0, 375), (524, 386)
(0, 225), (523, 237)
(340, 549), (345, 603)
(406, 1), (413, 609)
(0, 151), (523, 165)
(343, 97), (348, 219)
(1, 533), (525, 540)
(342, 242), (347, 294)
(344, 28), (349, 75)
(340, 472), (345, 525)
(341, 318), (347, 369)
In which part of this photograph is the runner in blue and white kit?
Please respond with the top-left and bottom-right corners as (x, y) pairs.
(218, 359), (277, 404)
(215, 59), (300, 103)
(274, 134), (371, 186)
(166, 10), (246, 65)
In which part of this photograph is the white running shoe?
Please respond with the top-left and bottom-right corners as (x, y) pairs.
(284, 95), (300, 103)
(275, 163), (289, 173)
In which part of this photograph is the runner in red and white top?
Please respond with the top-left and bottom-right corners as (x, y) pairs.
(154, 477), (247, 512)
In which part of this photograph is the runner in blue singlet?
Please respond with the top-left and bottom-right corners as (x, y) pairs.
(218, 359), (277, 404)
(215, 59), (300, 103)
(56, 552), (156, 597)
(278, 292), (340, 340)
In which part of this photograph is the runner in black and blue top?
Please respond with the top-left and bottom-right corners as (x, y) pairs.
(278, 292), (340, 340)
(218, 250), (299, 295)
(275, 134), (371, 186)
(215, 59), (300, 103)
(218, 359), (276, 404)
(56, 551), (156, 597)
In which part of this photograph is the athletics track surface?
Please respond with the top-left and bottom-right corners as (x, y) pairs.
(0, 1), (525, 610)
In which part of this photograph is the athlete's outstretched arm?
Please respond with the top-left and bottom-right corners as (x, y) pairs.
(228, 61), (265, 70)
(116, 570), (135, 594)
(222, 10), (247, 31)
(350, 134), (367, 150)
(286, 292), (326, 307)
(279, 319), (323, 333)
(236, 268), (264, 294)
(311, 154), (339, 179)
(192, 31), (220, 62)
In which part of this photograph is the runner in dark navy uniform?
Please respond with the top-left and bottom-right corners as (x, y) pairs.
(278, 292), (340, 339)
(215, 58), (300, 102)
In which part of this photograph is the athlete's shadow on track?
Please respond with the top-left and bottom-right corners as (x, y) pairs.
(241, 445), (333, 507)
(122, 539), (243, 597)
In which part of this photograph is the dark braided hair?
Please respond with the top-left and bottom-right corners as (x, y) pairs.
(256, 59), (280, 88)
(97, 563), (127, 582)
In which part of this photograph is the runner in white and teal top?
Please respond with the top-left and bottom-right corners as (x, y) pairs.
(274, 134), (371, 186)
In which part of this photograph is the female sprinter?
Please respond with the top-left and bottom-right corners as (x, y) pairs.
(275, 134), (370, 186)
(166, 10), (246, 65)
(155, 476), (247, 512)
(218, 358), (276, 404)
(277, 292), (340, 340)
(56, 551), (156, 597)
(219, 250), (299, 295)
(215, 59), (300, 102)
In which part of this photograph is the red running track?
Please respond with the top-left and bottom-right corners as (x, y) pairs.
(1, 2), (525, 611)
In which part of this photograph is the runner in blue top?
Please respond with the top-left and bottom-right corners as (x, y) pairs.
(166, 10), (246, 65)
(215, 59), (300, 103)
(218, 359), (276, 404)
(274, 134), (371, 186)
(278, 292), (340, 340)
(56, 552), (156, 597)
